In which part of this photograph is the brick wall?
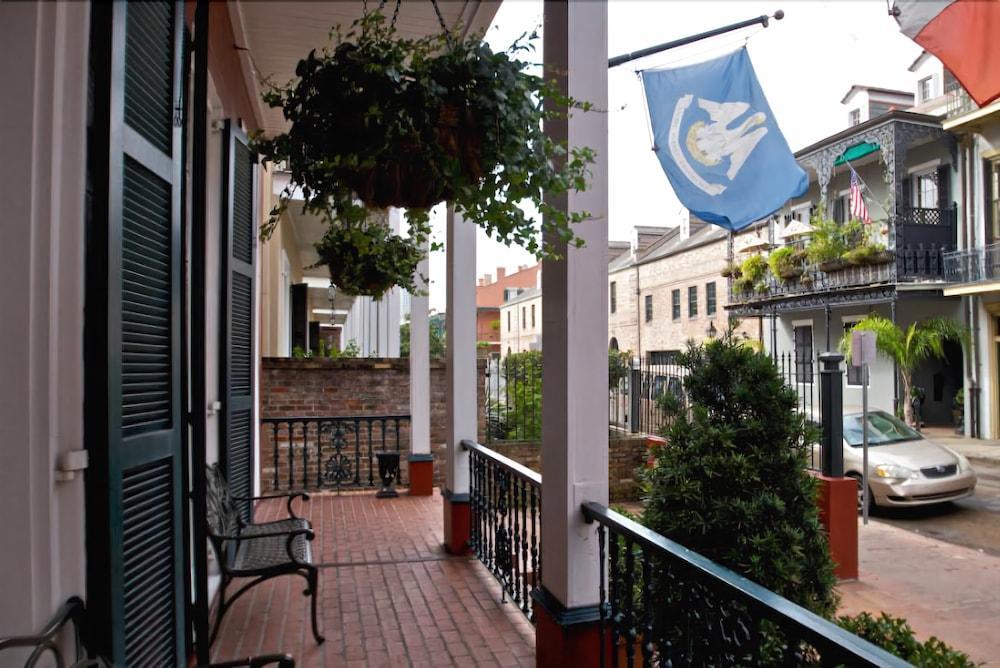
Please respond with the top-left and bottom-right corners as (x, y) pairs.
(259, 357), (486, 491)
(489, 436), (648, 503)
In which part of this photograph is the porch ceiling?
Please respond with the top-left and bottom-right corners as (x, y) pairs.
(232, 0), (502, 136)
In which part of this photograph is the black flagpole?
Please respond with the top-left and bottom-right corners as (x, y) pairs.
(609, 10), (784, 69)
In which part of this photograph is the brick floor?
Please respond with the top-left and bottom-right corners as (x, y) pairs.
(210, 490), (536, 667)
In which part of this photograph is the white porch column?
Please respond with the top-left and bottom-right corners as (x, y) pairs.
(536, 0), (609, 662)
(443, 206), (477, 553)
(408, 240), (434, 494)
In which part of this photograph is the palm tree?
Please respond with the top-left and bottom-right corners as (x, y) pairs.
(840, 315), (967, 427)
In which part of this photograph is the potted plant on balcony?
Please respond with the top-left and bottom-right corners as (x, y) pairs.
(767, 246), (804, 282)
(720, 261), (742, 279)
(805, 216), (849, 272)
(254, 10), (595, 295)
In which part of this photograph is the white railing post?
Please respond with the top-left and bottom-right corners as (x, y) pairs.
(443, 206), (477, 553)
(535, 0), (610, 664)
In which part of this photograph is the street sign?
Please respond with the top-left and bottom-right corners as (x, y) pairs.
(852, 330), (876, 367)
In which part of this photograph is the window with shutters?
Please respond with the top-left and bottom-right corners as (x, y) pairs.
(671, 289), (680, 320)
(688, 286), (698, 317)
(706, 282), (717, 316)
(644, 295), (653, 323)
(794, 324), (814, 384)
(531, 304), (535, 328)
(610, 281), (617, 314)
(522, 306), (526, 328)
(507, 311), (511, 332)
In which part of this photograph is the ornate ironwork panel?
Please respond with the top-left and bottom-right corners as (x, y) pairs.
(261, 415), (410, 491)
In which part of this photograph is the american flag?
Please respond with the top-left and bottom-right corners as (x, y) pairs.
(850, 170), (870, 223)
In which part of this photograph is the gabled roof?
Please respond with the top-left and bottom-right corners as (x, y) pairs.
(636, 223), (727, 267)
(840, 85), (914, 105)
(794, 109), (943, 159)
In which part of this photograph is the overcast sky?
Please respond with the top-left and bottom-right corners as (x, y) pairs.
(420, 0), (924, 313)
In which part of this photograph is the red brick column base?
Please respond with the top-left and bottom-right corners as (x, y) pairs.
(408, 455), (434, 496)
(442, 489), (471, 555)
(533, 588), (609, 668)
(814, 474), (858, 579)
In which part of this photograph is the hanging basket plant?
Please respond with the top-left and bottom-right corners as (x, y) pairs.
(316, 222), (423, 297)
(254, 8), (596, 294)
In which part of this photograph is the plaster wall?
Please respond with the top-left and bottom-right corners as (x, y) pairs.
(500, 293), (543, 355)
(0, 0), (89, 637)
(770, 297), (964, 423)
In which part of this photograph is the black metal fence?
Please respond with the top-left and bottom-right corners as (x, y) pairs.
(775, 351), (822, 470)
(609, 357), (688, 439)
(464, 439), (541, 621)
(261, 415), (410, 491)
(485, 354), (542, 442)
(582, 503), (907, 667)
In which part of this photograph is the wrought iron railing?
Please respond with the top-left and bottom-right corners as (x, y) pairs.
(463, 439), (542, 621)
(729, 209), (956, 311)
(582, 503), (908, 667)
(945, 79), (978, 119)
(944, 242), (1000, 284)
(261, 415), (410, 491)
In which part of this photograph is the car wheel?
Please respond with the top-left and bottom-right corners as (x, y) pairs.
(847, 473), (874, 513)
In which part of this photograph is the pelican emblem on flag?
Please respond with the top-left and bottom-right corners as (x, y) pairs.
(669, 96), (769, 196)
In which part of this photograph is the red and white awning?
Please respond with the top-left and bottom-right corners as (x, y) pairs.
(894, 0), (1000, 107)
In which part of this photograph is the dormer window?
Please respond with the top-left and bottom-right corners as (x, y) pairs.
(848, 108), (861, 126)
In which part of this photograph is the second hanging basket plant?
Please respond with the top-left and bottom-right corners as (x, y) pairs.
(254, 7), (596, 297)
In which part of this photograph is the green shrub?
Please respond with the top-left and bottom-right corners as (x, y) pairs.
(740, 254), (768, 283)
(642, 333), (838, 660)
(837, 612), (975, 667)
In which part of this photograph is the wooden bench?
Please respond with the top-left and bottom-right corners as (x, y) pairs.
(206, 463), (325, 645)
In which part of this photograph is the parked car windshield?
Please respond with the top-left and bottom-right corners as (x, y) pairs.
(843, 410), (922, 447)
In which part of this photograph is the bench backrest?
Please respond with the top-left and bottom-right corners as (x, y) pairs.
(206, 463), (241, 540)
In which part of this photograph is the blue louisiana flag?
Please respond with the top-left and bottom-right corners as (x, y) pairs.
(642, 48), (807, 231)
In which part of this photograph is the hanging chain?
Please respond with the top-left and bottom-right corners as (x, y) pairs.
(391, 0), (401, 31)
(429, 0), (455, 48)
(430, 0), (448, 33)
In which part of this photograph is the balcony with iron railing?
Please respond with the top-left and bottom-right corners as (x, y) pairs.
(729, 207), (957, 312)
(945, 79), (979, 120)
(943, 243), (1000, 284)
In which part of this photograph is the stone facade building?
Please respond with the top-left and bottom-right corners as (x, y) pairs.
(608, 219), (758, 361)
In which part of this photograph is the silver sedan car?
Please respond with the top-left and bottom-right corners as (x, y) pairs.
(818, 410), (977, 510)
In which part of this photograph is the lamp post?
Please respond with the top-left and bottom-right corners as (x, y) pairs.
(706, 320), (718, 339)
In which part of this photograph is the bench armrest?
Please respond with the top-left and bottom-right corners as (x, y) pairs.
(232, 491), (310, 519)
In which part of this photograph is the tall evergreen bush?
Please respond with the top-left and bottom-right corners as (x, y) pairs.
(642, 333), (838, 658)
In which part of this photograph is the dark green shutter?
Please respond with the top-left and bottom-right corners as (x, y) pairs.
(221, 121), (257, 521)
(937, 165), (951, 209)
(85, 2), (186, 665)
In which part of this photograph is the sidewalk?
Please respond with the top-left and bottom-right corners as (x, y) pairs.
(921, 427), (1000, 465)
(838, 518), (1000, 666)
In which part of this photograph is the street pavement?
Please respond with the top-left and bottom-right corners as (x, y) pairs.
(839, 517), (1000, 666)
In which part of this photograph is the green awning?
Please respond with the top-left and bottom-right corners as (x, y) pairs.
(834, 142), (880, 166)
